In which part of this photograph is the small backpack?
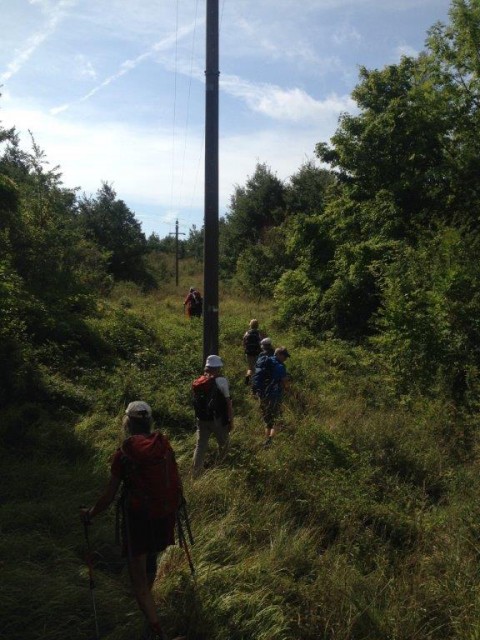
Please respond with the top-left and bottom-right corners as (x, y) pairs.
(192, 374), (226, 421)
(243, 329), (261, 356)
(191, 291), (203, 312)
(252, 355), (277, 397)
(118, 433), (182, 519)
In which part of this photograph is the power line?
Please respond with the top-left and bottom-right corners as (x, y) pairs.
(169, 0), (180, 215)
(178, 0), (200, 212)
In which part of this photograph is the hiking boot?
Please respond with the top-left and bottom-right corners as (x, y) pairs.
(244, 374), (250, 385)
(263, 436), (273, 448)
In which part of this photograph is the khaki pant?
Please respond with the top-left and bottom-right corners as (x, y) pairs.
(192, 416), (229, 475)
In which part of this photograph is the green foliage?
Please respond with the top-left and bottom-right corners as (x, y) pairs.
(77, 182), (155, 288)
(373, 227), (480, 405)
(284, 160), (335, 216)
(220, 163), (286, 275)
(234, 227), (292, 298)
(3, 271), (480, 640)
(3, 7), (480, 637)
(279, 0), (480, 341)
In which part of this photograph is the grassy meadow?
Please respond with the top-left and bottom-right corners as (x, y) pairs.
(2, 263), (480, 640)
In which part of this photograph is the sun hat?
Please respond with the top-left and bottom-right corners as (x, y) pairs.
(260, 337), (272, 346)
(125, 401), (152, 418)
(205, 354), (224, 368)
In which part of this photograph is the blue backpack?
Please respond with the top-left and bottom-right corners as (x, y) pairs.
(252, 355), (277, 397)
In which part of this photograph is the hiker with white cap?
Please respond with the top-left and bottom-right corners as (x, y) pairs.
(191, 355), (234, 477)
(80, 401), (184, 640)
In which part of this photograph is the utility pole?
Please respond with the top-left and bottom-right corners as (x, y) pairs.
(169, 219), (185, 287)
(203, 0), (220, 364)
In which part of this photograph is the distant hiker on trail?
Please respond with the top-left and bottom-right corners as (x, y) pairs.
(183, 287), (203, 318)
(258, 336), (274, 359)
(192, 355), (234, 477)
(80, 401), (184, 640)
(242, 319), (264, 385)
(252, 346), (290, 448)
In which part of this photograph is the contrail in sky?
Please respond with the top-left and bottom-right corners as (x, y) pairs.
(50, 20), (201, 115)
(0, 0), (76, 83)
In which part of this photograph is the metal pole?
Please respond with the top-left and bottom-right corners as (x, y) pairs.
(169, 219), (185, 287)
(203, 0), (220, 364)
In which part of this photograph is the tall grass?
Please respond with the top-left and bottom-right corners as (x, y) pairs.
(2, 264), (480, 639)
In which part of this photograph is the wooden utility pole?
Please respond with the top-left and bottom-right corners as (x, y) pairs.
(203, 0), (219, 363)
(169, 220), (185, 287)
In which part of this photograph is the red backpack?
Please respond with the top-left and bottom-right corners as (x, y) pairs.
(192, 374), (228, 421)
(119, 432), (182, 518)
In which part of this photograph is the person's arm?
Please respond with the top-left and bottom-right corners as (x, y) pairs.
(80, 474), (121, 522)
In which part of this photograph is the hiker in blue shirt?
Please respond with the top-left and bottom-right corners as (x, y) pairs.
(253, 346), (290, 447)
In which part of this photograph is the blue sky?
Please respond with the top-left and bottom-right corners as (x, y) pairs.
(0, 0), (452, 239)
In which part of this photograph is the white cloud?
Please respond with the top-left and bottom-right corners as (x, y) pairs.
(74, 54), (97, 80)
(395, 44), (419, 59)
(0, 84), (353, 234)
(0, 0), (76, 82)
(221, 74), (355, 124)
(332, 24), (363, 46)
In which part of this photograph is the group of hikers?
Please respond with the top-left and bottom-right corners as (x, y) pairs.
(82, 317), (290, 640)
(242, 318), (290, 447)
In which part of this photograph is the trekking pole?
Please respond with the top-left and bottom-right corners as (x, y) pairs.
(179, 500), (195, 546)
(176, 513), (195, 576)
(80, 509), (100, 640)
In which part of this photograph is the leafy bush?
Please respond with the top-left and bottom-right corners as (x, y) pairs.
(374, 227), (480, 405)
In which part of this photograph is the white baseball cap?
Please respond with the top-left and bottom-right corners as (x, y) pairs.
(205, 354), (223, 368)
(125, 401), (152, 418)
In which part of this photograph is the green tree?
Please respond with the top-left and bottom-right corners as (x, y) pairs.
(285, 160), (335, 216)
(234, 227), (292, 298)
(184, 224), (203, 260)
(0, 128), (108, 402)
(374, 226), (480, 405)
(221, 163), (286, 275)
(279, 0), (480, 339)
(425, 0), (480, 221)
(77, 183), (153, 286)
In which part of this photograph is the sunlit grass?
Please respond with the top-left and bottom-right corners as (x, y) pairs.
(3, 262), (480, 639)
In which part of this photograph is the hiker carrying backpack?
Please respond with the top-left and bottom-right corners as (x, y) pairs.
(192, 374), (228, 422)
(243, 319), (264, 385)
(191, 355), (234, 477)
(252, 347), (290, 447)
(80, 401), (184, 640)
(118, 432), (182, 522)
(243, 329), (261, 356)
(252, 354), (278, 398)
(184, 287), (202, 318)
